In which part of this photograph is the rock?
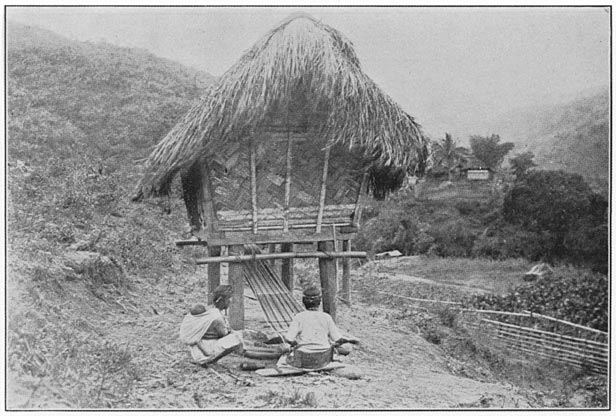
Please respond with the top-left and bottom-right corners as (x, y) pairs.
(332, 365), (363, 380)
(523, 263), (553, 281)
(63, 251), (121, 284)
(68, 240), (90, 251)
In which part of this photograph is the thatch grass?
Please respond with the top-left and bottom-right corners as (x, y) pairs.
(133, 13), (428, 200)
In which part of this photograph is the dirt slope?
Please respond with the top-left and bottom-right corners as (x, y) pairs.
(10, 263), (537, 410)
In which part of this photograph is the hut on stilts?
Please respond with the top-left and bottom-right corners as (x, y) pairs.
(132, 14), (428, 331)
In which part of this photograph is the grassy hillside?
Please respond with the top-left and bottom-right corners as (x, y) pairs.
(6, 23), (218, 407)
(486, 89), (609, 194)
(7, 21), (214, 168)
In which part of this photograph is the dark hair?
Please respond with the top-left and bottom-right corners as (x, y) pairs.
(213, 285), (233, 309)
(302, 286), (321, 309)
(302, 295), (321, 310)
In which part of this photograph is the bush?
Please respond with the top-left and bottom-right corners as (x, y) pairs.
(502, 170), (607, 267)
(469, 269), (608, 331)
(471, 226), (557, 260)
(424, 219), (476, 257)
(503, 170), (594, 234)
(355, 208), (419, 255)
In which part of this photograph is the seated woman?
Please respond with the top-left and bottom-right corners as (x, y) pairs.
(179, 285), (243, 366)
(282, 286), (359, 369)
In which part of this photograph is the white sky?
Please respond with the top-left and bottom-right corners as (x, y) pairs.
(7, 6), (611, 140)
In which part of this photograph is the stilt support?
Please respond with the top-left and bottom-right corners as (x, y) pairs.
(281, 242), (294, 292)
(207, 246), (221, 304)
(228, 245), (245, 330)
(318, 241), (337, 320)
(341, 240), (351, 305)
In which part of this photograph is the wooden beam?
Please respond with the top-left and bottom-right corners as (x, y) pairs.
(316, 145), (331, 233)
(341, 240), (351, 305)
(179, 229), (357, 247)
(318, 240), (337, 320)
(281, 242), (294, 292)
(196, 251), (367, 264)
(228, 245), (244, 330)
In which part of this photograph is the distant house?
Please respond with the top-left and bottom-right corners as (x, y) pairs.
(465, 168), (492, 181)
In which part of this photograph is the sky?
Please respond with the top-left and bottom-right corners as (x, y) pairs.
(7, 6), (611, 141)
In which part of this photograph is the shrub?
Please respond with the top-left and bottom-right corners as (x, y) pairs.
(502, 170), (606, 266)
(503, 170), (594, 234)
(469, 269), (608, 331)
(425, 219), (476, 257)
(355, 208), (419, 255)
(471, 226), (557, 260)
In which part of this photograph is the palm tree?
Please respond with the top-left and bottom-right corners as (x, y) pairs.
(432, 133), (469, 181)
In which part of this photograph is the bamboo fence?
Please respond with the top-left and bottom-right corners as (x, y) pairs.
(459, 309), (608, 375)
(369, 291), (608, 375)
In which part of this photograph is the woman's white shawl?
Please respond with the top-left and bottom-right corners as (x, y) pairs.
(179, 308), (222, 345)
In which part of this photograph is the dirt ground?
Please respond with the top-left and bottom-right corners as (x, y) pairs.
(12, 260), (534, 410)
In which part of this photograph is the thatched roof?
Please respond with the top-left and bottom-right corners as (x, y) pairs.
(132, 13), (428, 200)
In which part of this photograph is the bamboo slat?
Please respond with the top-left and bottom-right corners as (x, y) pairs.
(218, 221), (353, 233)
(523, 310), (608, 337)
(283, 128), (293, 232)
(218, 204), (356, 221)
(499, 337), (606, 373)
(376, 291), (463, 305)
(316, 145), (331, 233)
(218, 216), (352, 229)
(353, 172), (369, 226)
(494, 328), (607, 361)
(481, 319), (607, 348)
(491, 323), (608, 356)
(460, 310), (533, 318)
(249, 139), (258, 234)
(196, 251), (367, 264)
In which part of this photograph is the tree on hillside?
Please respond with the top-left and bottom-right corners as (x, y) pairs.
(469, 134), (514, 170)
(432, 133), (469, 181)
(502, 170), (603, 263)
(509, 151), (537, 179)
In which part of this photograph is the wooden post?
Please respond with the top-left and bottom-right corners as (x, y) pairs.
(228, 245), (244, 330)
(341, 240), (351, 305)
(268, 243), (277, 269)
(207, 246), (221, 304)
(281, 242), (294, 292)
(318, 240), (337, 320)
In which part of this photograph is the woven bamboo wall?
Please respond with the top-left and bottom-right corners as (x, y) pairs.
(208, 125), (365, 230)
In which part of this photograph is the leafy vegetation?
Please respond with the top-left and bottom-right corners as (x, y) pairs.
(509, 151), (537, 179)
(469, 268), (608, 331)
(502, 170), (607, 270)
(469, 134), (515, 170)
(431, 133), (469, 181)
